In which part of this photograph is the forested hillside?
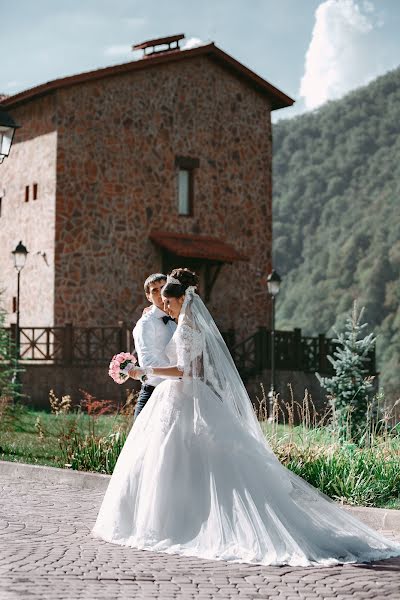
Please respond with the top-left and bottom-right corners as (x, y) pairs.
(273, 66), (400, 399)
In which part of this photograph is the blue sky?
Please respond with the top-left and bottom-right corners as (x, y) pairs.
(2, 0), (400, 121)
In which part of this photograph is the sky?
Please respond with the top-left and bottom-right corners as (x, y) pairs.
(2, 0), (400, 121)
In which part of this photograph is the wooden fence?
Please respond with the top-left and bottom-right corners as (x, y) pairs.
(2, 323), (376, 379)
(230, 327), (376, 381)
(5, 323), (133, 365)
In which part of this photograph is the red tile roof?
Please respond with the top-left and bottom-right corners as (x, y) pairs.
(1, 43), (294, 111)
(149, 231), (248, 263)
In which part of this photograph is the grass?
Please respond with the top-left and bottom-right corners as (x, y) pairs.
(0, 407), (131, 468)
(1, 387), (399, 509)
(256, 385), (400, 509)
(270, 429), (400, 508)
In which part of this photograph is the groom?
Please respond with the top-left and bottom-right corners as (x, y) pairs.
(132, 273), (177, 418)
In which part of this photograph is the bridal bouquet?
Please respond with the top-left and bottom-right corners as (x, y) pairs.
(108, 352), (137, 384)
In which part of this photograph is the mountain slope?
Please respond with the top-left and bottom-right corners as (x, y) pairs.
(273, 66), (400, 399)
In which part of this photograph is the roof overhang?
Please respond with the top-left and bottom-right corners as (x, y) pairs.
(149, 231), (248, 263)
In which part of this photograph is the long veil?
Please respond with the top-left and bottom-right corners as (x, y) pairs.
(172, 288), (400, 557)
(176, 287), (274, 448)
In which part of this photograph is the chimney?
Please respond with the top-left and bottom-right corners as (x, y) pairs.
(132, 34), (185, 58)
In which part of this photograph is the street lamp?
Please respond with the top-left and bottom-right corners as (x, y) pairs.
(0, 109), (20, 164)
(267, 269), (282, 419)
(12, 242), (28, 370)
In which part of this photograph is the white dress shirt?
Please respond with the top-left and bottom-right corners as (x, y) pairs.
(132, 305), (177, 387)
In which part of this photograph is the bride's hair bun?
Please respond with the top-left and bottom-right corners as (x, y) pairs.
(170, 268), (199, 289)
(162, 268), (199, 298)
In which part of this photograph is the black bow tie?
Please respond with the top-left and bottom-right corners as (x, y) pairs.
(162, 315), (175, 325)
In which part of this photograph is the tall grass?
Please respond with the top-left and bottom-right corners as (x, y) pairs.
(60, 429), (127, 473)
(256, 384), (400, 507)
(2, 385), (400, 508)
(0, 389), (136, 473)
(54, 389), (136, 473)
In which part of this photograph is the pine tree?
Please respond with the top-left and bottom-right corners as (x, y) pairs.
(317, 301), (376, 440)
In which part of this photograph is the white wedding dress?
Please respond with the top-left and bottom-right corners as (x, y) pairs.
(92, 289), (400, 566)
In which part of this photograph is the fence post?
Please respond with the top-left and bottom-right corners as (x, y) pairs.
(293, 328), (302, 371)
(318, 333), (326, 373)
(256, 326), (268, 371)
(369, 344), (377, 375)
(254, 328), (262, 372)
(9, 323), (17, 347)
(64, 323), (73, 365)
(118, 321), (125, 351)
(225, 328), (236, 351)
(126, 324), (133, 353)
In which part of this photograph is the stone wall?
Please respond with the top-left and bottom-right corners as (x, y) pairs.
(20, 362), (325, 417)
(246, 369), (330, 422)
(19, 363), (140, 411)
(0, 94), (57, 327)
(53, 56), (273, 340)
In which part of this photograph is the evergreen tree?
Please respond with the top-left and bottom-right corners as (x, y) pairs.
(317, 302), (376, 440)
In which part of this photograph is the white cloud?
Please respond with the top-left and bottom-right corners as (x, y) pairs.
(299, 0), (383, 110)
(104, 36), (206, 61)
(362, 1), (374, 13)
(181, 37), (205, 50)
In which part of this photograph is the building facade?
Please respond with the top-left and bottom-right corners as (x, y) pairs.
(0, 37), (293, 346)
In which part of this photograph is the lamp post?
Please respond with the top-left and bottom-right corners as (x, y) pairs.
(267, 269), (282, 420)
(12, 242), (28, 391)
(0, 109), (20, 164)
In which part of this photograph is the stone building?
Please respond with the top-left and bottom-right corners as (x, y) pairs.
(0, 35), (293, 345)
(1, 36), (296, 409)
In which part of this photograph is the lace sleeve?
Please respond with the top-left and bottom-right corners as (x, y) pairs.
(176, 323), (203, 379)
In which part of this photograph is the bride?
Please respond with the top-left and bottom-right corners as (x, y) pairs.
(92, 268), (400, 566)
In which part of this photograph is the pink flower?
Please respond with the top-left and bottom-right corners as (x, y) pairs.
(108, 352), (137, 384)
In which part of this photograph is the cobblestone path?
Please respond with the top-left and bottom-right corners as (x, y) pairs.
(0, 477), (399, 599)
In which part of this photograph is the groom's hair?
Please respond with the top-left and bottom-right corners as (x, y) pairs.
(144, 273), (167, 294)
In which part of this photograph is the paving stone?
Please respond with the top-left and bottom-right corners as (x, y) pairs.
(0, 477), (400, 599)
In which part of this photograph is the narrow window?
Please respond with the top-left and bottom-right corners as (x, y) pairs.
(33, 183), (38, 200)
(25, 186), (29, 202)
(12, 297), (17, 313)
(178, 169), (191, 216)
(0, 196), (2, 217)
(175, 156), (199, 217)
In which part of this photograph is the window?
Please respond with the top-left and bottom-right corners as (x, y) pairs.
(0, 195), (2, 217)
(33, 183), (38, 200)
(175, 156), (199, 217)
(25, 186), (29, 202)
(178, 169), (191, 215)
